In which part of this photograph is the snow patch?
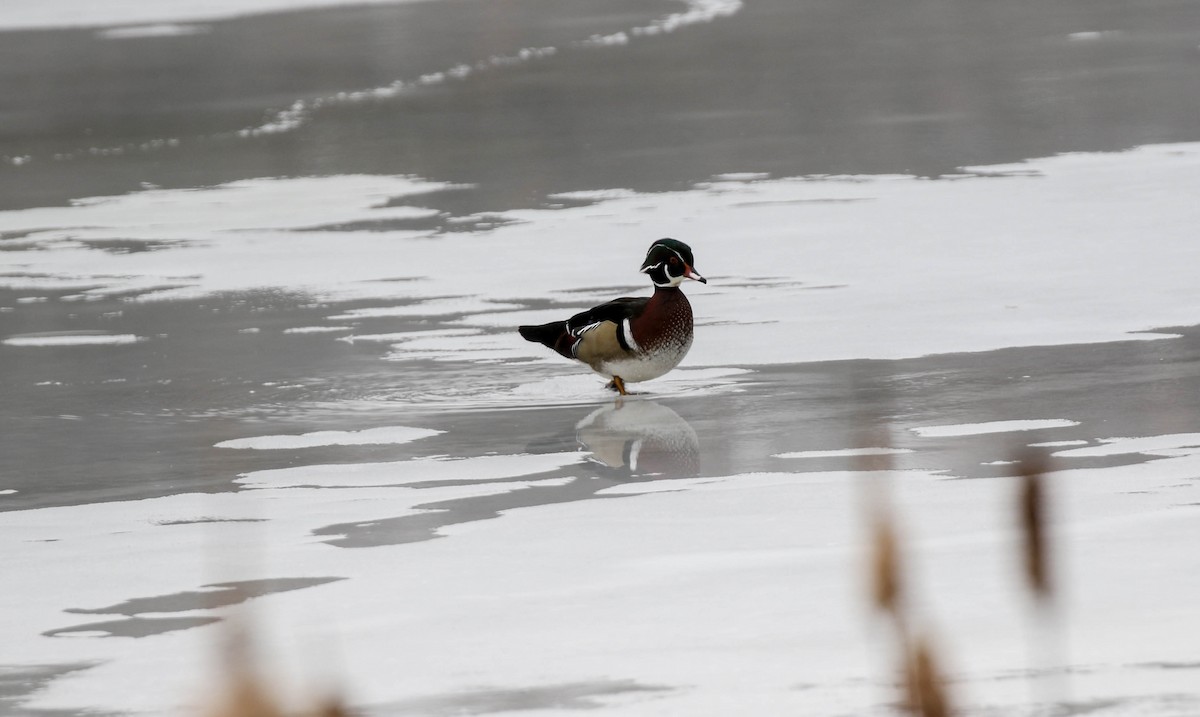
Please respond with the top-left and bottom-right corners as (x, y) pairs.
(775, 447), (913, 459)
(341, 329), (482, 344)
(3, 333), (144, 347)
(1068, 30), (1124, 42)
(912, 419), (1079, 438)
(96, 23), (209, 39)
(1053, 433), (1200, 458)
(236, 452), (583, 488)
(282, 326), (352, 334)
(329, 299), (525, 320)
(215, 426), (443, 450)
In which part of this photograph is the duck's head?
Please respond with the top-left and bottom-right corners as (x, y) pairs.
(640, 238), (706, 288)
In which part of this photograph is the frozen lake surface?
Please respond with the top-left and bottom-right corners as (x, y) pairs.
(3, 0), (1200, 715)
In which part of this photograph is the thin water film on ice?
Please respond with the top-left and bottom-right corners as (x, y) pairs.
(3, 0), (1200, 715)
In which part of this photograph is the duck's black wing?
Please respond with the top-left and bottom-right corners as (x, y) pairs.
(518, 297), (648, 361)
(565, 297), (647, 336)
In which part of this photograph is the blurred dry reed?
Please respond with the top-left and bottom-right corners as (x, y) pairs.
(202, 617), (351, 717)
(902, 636), (952, 717)
(870, 513), (902, 617)
(859, 432), (956, 717)
(867, 502), (955, 717)
(858, 428), (1078, 716)
(204, 622), (285, 717)
(1016, 444), (1068, 713)
(1017, 447), (1052, 601)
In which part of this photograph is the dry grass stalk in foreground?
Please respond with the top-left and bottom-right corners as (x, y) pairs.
(310, 696), (351, 717)
(202, 620), (351, 717)
(203, 625), (285, 717)
(203, 678), (349, 717)
(1015, 447), (1069, 710)
(870, 511), (903, 617)
(1018, 448), (1052, 600)
(869, 508), (955, 717)
(203, 670), (286, 717)
(862, 450), (955, 716)
(902, 636), (953, 717)
(858, 432), (904, 617)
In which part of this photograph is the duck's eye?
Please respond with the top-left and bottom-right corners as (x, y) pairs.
(668, 256), (679, 265)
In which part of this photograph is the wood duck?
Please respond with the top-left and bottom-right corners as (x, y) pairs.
(518, 238), (706, 395)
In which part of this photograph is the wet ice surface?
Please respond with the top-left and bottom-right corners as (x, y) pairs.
(5, 218), (1200, 716)
(5, 377), (1200, 715)
(4, 150), (1200, 717)
(4, 1), (1200, 715)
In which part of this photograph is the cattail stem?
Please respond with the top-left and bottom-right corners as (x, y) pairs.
(1017, 447), (1069, 714)
(871, 512), (903, 617)
(1019, 469), (1051, 600)
(903, 634), (953, 717)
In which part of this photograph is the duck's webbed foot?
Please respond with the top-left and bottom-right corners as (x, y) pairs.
(606, 376), (629, 396)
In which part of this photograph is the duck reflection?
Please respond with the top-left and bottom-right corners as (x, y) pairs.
(575, 399), (700, 479)
(314, 399), (700, 548)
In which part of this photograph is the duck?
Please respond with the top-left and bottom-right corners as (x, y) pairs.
(518, 238), (706, 395)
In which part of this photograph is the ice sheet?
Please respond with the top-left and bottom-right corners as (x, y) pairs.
(6, 435), (1200, 716)
(5, 144), (1200, 370)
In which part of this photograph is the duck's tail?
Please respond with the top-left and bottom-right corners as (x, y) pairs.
(518, 321), (575, 359)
